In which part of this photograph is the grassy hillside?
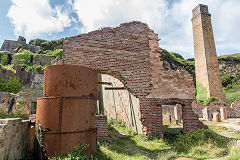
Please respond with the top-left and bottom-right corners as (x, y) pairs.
(218, 53), (240, 59)
(161, 50), (240, 105)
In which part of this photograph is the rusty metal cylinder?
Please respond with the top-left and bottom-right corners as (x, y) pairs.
(36, 65), (98, 158)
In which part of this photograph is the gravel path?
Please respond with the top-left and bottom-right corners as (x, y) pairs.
(215, 118), (240, 131)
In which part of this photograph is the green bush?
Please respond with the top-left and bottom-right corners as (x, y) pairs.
(35, 65), (44, 74)
(195, 81), (208, 102)
(0, 112), (28, 120)
(50, 144), (89, 160)
(221, 73), (237, 89)
(0, 50), (10, 66)
(173, 129), (228, 153)
(160, 49), (196, 85)
(203, 97), (218, 105)
(47, 49), (63, 59)
(13, 50), (34, 65)
(0, 64), (7, 72)
(0, 77), (22, 93)
(29, 39), (47, 46)
(36, 38), (65, 54)
(1, 55), (8, 65)
(224, 84), (240, 106)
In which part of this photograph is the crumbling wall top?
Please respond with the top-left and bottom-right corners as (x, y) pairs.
(192, 4), (210, 20)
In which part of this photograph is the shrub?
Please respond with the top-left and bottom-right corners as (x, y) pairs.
(224, 84), (240, 106)
(47, 49), (63, 59)
(0, 51), (9, 65)
(0, 112), (28, 120)
(0, 64), (7, 72)
(50, 144), (89, 160)
(13, 50), (34, 65)
(160, 49), (196, 85)
(0, 77), (22, 93)
(173, 129), (228, 153)
(195, 81), (207, 102)
(35, 65), (44, 74)
(29, 39), (47, 46)
(221, 73), (237, 89)
(203, 97), (218, 105)
(1, 55), (8, 65)
(37, 38), (65, 54)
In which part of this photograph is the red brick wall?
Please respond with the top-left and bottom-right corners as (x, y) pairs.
(63, 21), (205, 135)
(94, 115), (110, 139)
(192, 100), (240, 118)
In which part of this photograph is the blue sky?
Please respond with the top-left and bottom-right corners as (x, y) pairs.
(0, 0), (240, 58)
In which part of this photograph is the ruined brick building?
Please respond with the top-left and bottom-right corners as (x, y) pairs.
(62, 21), (207, 135)
(192, 4), (226, 102)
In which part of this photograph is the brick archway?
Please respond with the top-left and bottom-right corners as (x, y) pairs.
(63, 21), (206, 135)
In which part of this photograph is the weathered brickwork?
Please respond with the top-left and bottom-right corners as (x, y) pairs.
(192, 4), (226, 102)
(63, 21), (206, 135)
(94, 115), (111, 139)
(0, 118), (30, 160)
(192, 100), (240, 118)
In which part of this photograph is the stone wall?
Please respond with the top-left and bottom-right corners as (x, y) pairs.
(0, 92), (16, 113)
(0, 37), (40, 54)
(0, 118), (30, 160)
(30, 73), (44, 90)
(219, 58), (240, 81)
(33, 54), (56, 66)
(62, 21), (203, 135)
(0, 69), (15, 79)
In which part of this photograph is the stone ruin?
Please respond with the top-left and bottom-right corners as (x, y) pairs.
(62, 21), (207, 136)
(0, 36), (40, 54)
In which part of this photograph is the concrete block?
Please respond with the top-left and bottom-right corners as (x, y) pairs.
(202, 107), (212, 121)
(212, 112), (220, 122)
(220, 107), (227, 120)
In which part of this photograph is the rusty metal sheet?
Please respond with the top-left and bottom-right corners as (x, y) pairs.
(61, 98), (96, 132)
(44, 65), (98, 97)
(36, 97), (61, 132)
(44, 129), (96, 158)
(37, 64), (98, 158)
(44, 134), (61, 158)
(85, 129), (97, 156)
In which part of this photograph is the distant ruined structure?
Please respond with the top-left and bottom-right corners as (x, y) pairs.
(0, 36), (40, 54)
(192, 4), (226, 102)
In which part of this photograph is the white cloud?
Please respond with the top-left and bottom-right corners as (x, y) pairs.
(7, 0), (240, 58)
(7, 0), (72, 39)
(72, 0), (240, 58)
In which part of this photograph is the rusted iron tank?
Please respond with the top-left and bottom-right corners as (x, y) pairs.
(36, 65), (98, 158)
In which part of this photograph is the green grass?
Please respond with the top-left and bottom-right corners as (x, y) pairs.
(49, 119), (240, 160)
(97, 118), (170, 159)
(95, 120), (230, 160)
(0, 112), (29, 120)
(224, 84), (240, 106)
(227, 143), (240, 160)
(218, 53), (240, 59)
